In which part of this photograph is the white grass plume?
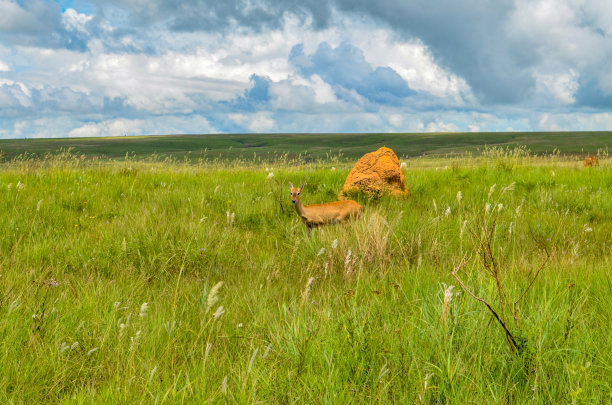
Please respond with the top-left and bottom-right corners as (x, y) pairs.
(302, 277), (315, 302)
(206, 281), (224, 313)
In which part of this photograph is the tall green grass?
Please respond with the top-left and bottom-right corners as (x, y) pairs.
(0, 150), (610, 403)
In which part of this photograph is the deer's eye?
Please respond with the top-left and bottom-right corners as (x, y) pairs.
(297, 192), (300, 195)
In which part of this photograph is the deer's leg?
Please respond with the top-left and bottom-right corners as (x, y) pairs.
(306, 225), (312, 236)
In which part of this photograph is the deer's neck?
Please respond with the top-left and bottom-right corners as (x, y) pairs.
(294, 199), (307, 219)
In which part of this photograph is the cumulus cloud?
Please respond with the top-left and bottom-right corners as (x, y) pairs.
(0, 80), (33, 115)
(351, 31), (471, 102)
(0, 1), (90, 51)
(418, 120), (459, 133)
(0, 78), (104, 117)
(68, 118), (145, 137)
(68, 115), (216, 137)
(269, 74), (339, 110)
(87, 0), (522, 103)
(1, 0), (612, 138)
(535, 70), (579, 105)
(1, 116), (76, 139)
(535, 112), (612, 131)
(290, 42), (413, 106)
(62, 9), (94, 33)
(90, 0), (612, 106)
(228, 112), (275, 132)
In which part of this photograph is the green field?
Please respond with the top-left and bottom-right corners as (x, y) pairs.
(1, 131), (611, 161)
(0, 144), (611, 402)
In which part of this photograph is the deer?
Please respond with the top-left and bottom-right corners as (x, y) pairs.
(289, 182), (363, 235)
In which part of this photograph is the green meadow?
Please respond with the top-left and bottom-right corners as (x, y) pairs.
(0, 145), (611, 403)
(1, 131), (611, 161)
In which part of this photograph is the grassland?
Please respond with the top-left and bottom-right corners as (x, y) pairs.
(1, 131), (611, 161)
(0, 148), (611, 403)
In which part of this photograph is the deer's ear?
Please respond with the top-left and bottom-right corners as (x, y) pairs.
(289, 182), (294, 188)
(299, 183), (306, 190)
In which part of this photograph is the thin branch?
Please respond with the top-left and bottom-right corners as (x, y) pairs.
(451, 255), (519, 352)
(475, 217), (509, 326)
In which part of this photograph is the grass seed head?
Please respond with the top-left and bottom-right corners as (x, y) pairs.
(221, 376), (228, 394)
(441, 284), (455, 326)
(488, 183), (496, 200)
(206, 281), (224, 313)
(302, 277), (315, 301)
(344, 249), (353, 276)
(139, 302), (149, 318)
(213, 305), (225, 320)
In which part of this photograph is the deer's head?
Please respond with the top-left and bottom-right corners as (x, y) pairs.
(289, 182), (306, 204)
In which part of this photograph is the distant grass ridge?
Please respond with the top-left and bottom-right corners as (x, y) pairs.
(0, 149), (610, 402)
(1, 131), (610, 161)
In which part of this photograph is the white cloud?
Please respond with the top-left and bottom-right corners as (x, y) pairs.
(535, 69), (579, 104)
(349, 27), (472, 102)
(248, 113), (275, 132)
(508, 0), (607, 66)
(9, 116), (76, 138)
(268, 74), (339, 111)
(67, 115), (216, 137)
(5, 14), (476, 120)
(507, 0), (612, 104)
(536, 111), (612, 131)
(3, 2), (612, 139)
(0, 79), (33, 107)
(228, 113), (247, 126)
(68, 118), (144, 137)
(229, 112), (275, 133)
(418, 120), (459, 133)
(309, 74), (337, 104)
(62, 9), (93, 33)
(387, 114), (404, 128)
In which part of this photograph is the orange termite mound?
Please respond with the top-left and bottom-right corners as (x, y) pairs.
(339, 146), (410, 199)
(584, 155), (599, 167)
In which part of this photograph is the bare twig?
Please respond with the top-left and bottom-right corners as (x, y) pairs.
(466, 215), (509, 327)
(451, 254), (519, 352)
(455, 196), (549, 354)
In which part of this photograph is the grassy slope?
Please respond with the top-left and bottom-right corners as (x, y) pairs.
(0, 152), (611, 403)
(1, 131), (611, 161)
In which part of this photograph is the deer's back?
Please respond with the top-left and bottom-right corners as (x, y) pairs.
(303, 200), (362, 222)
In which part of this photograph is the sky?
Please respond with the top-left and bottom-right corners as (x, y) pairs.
(1, 0), (612, 138)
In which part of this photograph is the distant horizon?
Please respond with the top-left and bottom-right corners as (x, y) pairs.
(2, 1), (612, 138)
(4, 129), (612, 142)
(1, 131), (609, 162)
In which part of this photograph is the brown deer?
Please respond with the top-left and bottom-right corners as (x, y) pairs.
(289, 182), (363, 235)
(584, 155), (599, 167)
